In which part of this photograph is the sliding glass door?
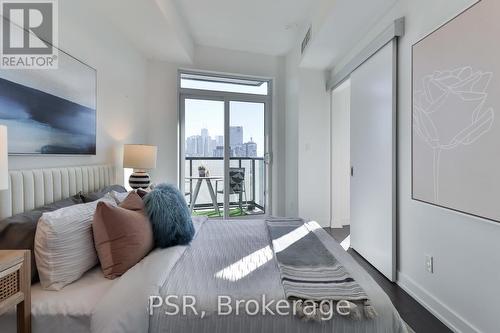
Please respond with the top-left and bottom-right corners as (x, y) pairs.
(179, 71), (271, 219)
(182, 97), (226, 217)
(229, 101), (266, 216)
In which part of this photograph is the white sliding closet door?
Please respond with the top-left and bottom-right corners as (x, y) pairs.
(350, 40), (396, 281)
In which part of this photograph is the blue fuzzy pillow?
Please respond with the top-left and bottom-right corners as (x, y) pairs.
(143, 183), (195, 248)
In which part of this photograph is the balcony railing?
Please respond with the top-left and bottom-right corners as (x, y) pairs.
(185, 157), (265, 215)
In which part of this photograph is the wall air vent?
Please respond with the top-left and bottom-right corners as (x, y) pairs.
(301, 26), (312, 55)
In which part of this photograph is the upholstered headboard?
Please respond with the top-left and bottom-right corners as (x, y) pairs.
(0, 165), (116, 220)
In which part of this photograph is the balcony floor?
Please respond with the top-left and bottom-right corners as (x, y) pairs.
(192, 207), (264, 218)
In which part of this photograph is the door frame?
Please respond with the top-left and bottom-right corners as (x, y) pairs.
(178, 70), (273, 219)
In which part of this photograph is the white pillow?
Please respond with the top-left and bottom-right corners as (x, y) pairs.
(108, 190), (130, 204)
(35, 197), (116, 290)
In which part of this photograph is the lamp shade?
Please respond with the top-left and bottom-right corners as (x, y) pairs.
(0, 126), (8, 190)
(123, 144), (157, 170)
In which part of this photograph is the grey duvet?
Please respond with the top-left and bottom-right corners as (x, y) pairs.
(91, 218), (407, 333)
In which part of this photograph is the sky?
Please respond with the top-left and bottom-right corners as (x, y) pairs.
(185, 99), (265, 156)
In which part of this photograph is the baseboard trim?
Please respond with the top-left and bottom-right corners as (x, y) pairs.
(397, 272), (480, 333)
(330, 219), (350, 229)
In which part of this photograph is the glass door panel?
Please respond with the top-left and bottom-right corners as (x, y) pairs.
(183, 98), (225, 217)
(180, 72), (271, 220)
(227, 101), (266, 217)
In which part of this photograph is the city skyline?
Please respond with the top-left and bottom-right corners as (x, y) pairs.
(184, 99), (265, 157)
(185, 126), (257, 157)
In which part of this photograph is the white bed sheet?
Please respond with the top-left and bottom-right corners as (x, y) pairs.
(0, 267), (116, 333)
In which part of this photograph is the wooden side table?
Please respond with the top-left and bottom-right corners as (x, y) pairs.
(0, 250), (31, 333)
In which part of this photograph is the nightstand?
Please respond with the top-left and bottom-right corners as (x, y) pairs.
(0, 250), (31, 333)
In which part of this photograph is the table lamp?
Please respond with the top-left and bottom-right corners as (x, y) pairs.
(123, 144), (157, 189)
(0, 125), (8, 191)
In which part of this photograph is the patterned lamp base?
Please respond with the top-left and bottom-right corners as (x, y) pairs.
(129, 170), (151, 189)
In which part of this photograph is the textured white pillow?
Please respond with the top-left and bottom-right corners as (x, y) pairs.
(109, 190), (130, 204)
(35, 197), (116, 290)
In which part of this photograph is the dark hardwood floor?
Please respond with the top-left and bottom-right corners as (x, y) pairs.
(324, 226), (452, 333)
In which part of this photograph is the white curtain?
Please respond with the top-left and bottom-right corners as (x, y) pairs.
(331, 80), (351, 228)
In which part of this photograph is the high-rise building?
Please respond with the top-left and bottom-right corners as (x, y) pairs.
(230, 126), (243, 146)
(213, 146), (224, 157)
(186, 135), (204, 156)
(233, 145), (245, 157)
(200, 128), (210, 156)
(195, 135), (203, 156)
(216, 135), (224, 146)
(244, 139), (257, 157)
(209, 139), (217, 156)
(185, 136), (196, 156)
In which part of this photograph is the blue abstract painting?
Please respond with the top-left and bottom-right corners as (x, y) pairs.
(0, 76), (96, 155)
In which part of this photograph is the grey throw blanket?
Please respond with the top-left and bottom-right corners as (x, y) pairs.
(266, 217), (377, 321)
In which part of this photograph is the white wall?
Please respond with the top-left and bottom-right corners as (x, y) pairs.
(331, 80), (350, 228)
(7, 1), (148, 184)
(145, 45), (287, 216)
(297, 70), (331, 227)
(145, 60), (180, 187)
(285, 45), (331, 227)
(284, 47), (300, 218)
(332, 1), (499, 332)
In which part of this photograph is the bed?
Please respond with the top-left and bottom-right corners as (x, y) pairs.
(0, 267), (115, 333)
(0, 165), (408, 333)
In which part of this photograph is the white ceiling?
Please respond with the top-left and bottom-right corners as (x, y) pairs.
(81, 0), (195, 63)
(300, 0), (399, 69)
(80, 0), (399, 69)
(173, 0), (322, 56)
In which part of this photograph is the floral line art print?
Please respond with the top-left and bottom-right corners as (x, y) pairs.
(413, 66), (494, 203)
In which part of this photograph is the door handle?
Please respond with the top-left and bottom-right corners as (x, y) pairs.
(351, 166), (354, 177)
(264, 153), (272, 165)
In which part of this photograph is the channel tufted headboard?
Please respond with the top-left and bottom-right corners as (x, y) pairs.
(0, 165), (117, 220)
